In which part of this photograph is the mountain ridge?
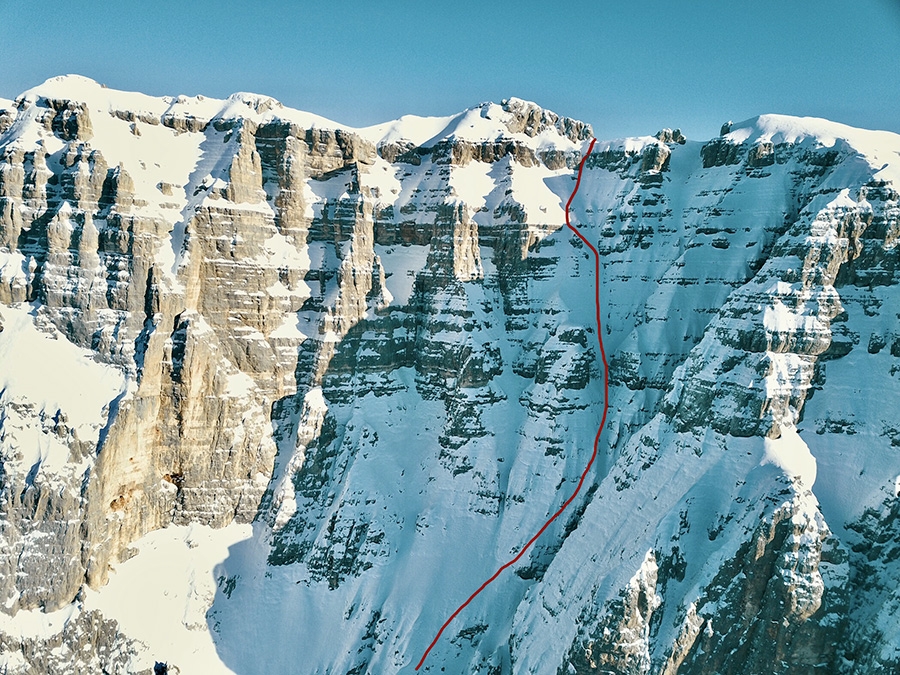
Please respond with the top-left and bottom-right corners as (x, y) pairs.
(0, 76), (898, 674)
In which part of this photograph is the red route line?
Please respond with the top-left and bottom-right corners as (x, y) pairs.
(415, 138), (607, 671)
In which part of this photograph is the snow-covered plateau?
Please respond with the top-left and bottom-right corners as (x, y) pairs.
(0, 75), (899, 674)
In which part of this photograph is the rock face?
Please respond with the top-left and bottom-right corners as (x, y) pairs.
(0, 77), (899, 674)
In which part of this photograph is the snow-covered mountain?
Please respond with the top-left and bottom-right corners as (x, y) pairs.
(0, 75), (899, 674)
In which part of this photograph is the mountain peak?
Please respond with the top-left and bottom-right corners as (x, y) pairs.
(726, 112), (897, 147)
(358, 97), (592, 156)
(224, 92), (284, 115)
(723, 113), (900, 184)
(19, 74), (106, 103)
(499, 96), (593, 142)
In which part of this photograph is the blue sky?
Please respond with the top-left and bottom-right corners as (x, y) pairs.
(1, 0), (898, 140)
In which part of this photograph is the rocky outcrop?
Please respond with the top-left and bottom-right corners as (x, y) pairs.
(748, 141), (776, 167)
(500, 97), (593, 143)
(640, 142), (671, 173)
(701, 137), (743, 168)
(0, 609), (143, 674)
(655, 128), (686, 145)
(47, 99), (93, 141)
(662, 500), (848, 675)
(563, 552), (662, 675)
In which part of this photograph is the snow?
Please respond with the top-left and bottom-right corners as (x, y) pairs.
(509, 162), (570, 224)
(593, 135), (660, 156)
(449, 159), (495, 209)
(82, 523), (253, 674)
(362, 157), (403, 202)
(762, 427), (817, 488)
(0, 304), (126, 475)
(359, 113), (459, 147)
(357, 103), (526, 147)
(268, 311), (308, 340)
(375, 244), (431, 306)
(259, 231), (311, 270)
(0, 602), (79, 641)
(0, 249), (27, 287)
(763, 296), (821, 336)
(797, 279), (900, 537)
(305, 169), (361, 205)
(17, 75), (166, 117)
(726, 113), (883, 148)
(440, 105), (516, 144)
(270, 386), (330, 531)
(225, 371), (256, 398)
(14, 76), (587, 163)
(218, 92), (342, 130)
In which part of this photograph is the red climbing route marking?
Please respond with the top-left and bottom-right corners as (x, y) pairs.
(415, 138), (607, 671)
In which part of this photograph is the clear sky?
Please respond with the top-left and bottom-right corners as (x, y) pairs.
(1, 0), (898, 140)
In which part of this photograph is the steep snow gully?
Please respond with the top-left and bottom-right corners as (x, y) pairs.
(417, 138), (606, 670)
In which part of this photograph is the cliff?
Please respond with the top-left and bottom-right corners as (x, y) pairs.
(0, 75), (898, 674)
